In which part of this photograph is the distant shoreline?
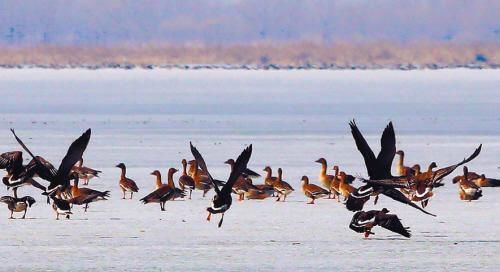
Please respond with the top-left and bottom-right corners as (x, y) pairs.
(1, 42), (498, 70)
(0, 63), (498, 70)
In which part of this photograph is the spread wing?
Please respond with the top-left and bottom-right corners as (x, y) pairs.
(10, 129), (58, 182)
(190, 142), (220, 195)
(376, 122), (396, 178)
(362, 177), (410, 188)
(0, 151), (23, 174)
(349, 120), (377, 178)
(56, 129), (92, 181)
(22, 156), (58, 181)
(221, 145), (253, 196)
(375, 213), (411, 238)
(382, 188), (436, 216)
(242, 167), (260, 178)
(432, 144), (482, 184)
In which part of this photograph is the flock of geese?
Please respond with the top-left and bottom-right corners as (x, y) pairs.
(1, 120), (498, 238)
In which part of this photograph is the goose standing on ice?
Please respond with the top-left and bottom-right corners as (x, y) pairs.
(178, 159), (195, 199)
(0, 195), (36, 219)
(301, 176), (329, 204)
(71, 158), (102, 185)
(116, 163), (139, 199)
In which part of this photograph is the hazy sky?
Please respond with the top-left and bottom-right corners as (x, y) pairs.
(0, 0), (499, 45)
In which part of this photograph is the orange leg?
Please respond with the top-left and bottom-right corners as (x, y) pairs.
(206, 212), (212, 221)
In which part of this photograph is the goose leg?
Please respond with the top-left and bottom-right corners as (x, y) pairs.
(206, 212), (212, 221)
(374, 195), (379, 205)
(56, 213), (59, 220)
(9, 210), (14, 219)
(122, 190), (126, 199)
(22, 209), (27, 219)
(130, 192), (133, 199)
(189, 190), (192, 200)
(307, 198), (314, 204)
(84, 203), (88, 212)
(218, 213), (224, 228)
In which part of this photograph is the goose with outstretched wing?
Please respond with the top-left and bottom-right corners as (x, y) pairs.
(190, 142), (252, 228)
(346, 120), (435, 216)
(10, 128), (91, 194)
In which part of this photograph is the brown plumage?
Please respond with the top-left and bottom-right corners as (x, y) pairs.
(338, 171), (356, 200)
(188, 160), (212, 197)
(141, 168), (185, 211)
(454, 166), (482, 201)
(315, 158), (335, 191)
(178, 159), (195, 199)
(116, 163), (139, 199)
(301, 176), (329, 204)
(273, 168), (294, 202)
(71, 159), (101, 185)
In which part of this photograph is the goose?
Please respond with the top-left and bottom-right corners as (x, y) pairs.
(140, 168), (185, 211)
(273, 168), (294, 202)
(48, 190), (72, 220)
(315, 158), (335, 193)
(71, 158), (101, 185)
(346, 120), (435, 216)
(0, 195), (35, 219)
(349, 208), (411, 238)
(224, 159), (263, 201)
(115, 163), (139, 199)
(454, 166), (482, 201)
(190, 142), (252, 228)
(362, 144), (482, 208)
(338, 171), (356, 201)
(70, 172), (109, 211)
(178, 159), (195, 199)
(301, 176), (329, 204)
(10, 128), (91, 199)
(395, 150), (417, 177)
(188, 160), (212, 197)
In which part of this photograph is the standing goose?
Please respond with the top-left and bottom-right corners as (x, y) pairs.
(48, 190), (72, 220)
(190, 142), (252, 228)
(263, 166), (278, 196)
(71, 158), (102, 185)
(273, 168), (294, 202)
(347, 120), (435, 216)
(454, 166), (482, 201)
(338, 171), (356, 201)
(140, 168), (185, 211)
(349, 208), (411, 238)
(301, 176), (329, 204)
(178, 159), (195, 199)
(0, 195), (36, 219)
(315, 158), (335, 193)
(188, 160), (213, 197)
(395, 150), (417, 177)
(10, 128), (91, 197)
(224, 159), (263, 201)
(70, 173), (109, 211)
(116, 163), (139, 199)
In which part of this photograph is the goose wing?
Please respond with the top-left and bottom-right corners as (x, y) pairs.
(190, 142), (220, 195)
(242, 167), (260, 178)
(382, 188), (435, 216)
(375, 213), (411, 238)
(0, 151), (23, 174)
(432, 144), (482, 184)
(376, 122), (396, 178)
(10, 129), (58, 182)
(362, 177), (410, 188)
(56, 129), (91, 183)
(221, 145), (253, 196)
(349, 120), (377, 178)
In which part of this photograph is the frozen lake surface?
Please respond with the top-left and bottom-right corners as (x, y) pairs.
(0, 69), (499, 271)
